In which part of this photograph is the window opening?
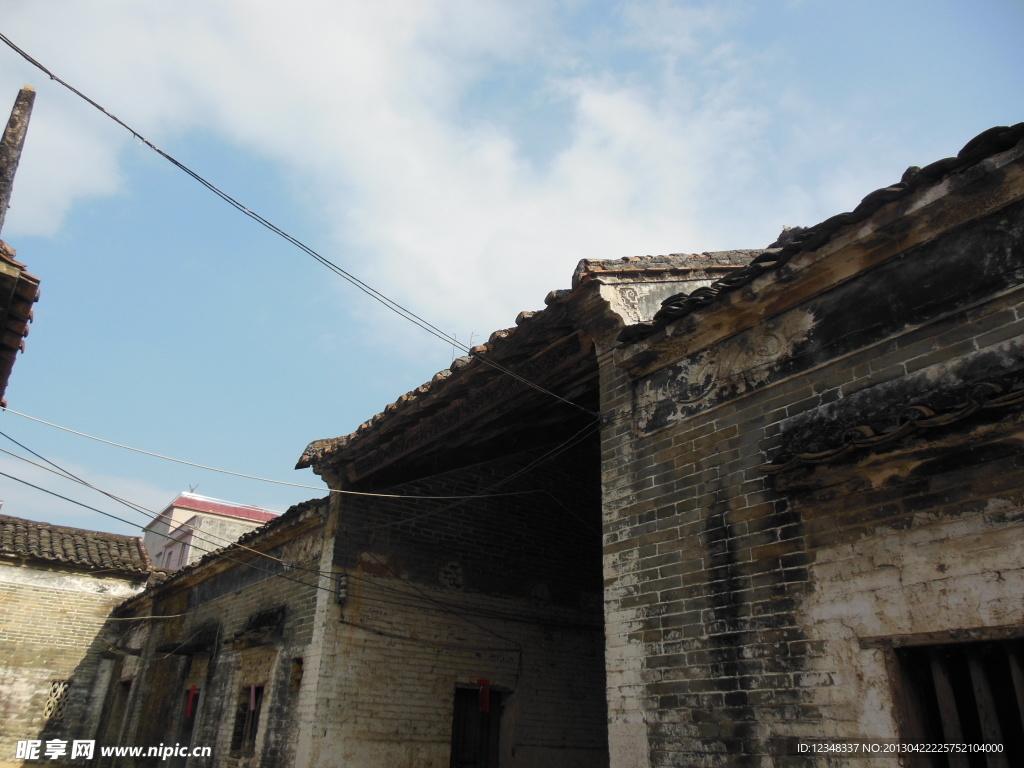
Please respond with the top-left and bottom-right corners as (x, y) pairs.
(894, 639), (1023, 766)
(450, 685), (502, 768)
(43, 680), (71, 720)
(230, 685), (264, 756)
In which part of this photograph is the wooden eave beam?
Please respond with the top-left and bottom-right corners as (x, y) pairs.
(334, 329), (597, 484)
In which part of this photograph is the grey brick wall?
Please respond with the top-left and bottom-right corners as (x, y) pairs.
(0, 564), (146, 768)
(596, 176), (1024, 766)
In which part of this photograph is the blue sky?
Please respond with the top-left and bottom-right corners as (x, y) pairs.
(0, 0), (1021, 537)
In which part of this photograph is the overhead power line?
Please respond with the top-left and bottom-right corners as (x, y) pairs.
(0, 466), (525, 650)
(0, 406), (537, 500)
(0, 32), (597, 418)
(340, 420), (602, 533)
(1, 420), (602, 650)
(0, 420), (601, 576)
(0, 440), (290, 566)
(0, 468), (322, 588)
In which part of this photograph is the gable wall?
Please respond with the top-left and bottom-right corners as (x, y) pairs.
(598, 187), (1024, 766)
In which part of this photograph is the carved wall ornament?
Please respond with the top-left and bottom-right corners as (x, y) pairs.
(439, 561), (464, 591)
(280, 532), (323, 567)
(762, 379), (1024, 474)
(634, 309), (815, 433)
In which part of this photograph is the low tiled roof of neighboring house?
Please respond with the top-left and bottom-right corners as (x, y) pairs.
(0, 513), (151, 576)
(145, 493), (278, 529)
(0, 240), (40, 406)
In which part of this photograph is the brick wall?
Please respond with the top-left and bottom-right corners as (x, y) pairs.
(0, 563), (146, 768)
(112, 510), (325, 768)
(109, 437), (610, 768)
(309, 440), (609, 768)
(596, 173), (1024, 765)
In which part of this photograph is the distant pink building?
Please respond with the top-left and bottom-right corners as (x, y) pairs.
(143, 492), (278, 571)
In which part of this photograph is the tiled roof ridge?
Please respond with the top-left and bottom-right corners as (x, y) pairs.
(174, 490), (273, 508)
(0, 513), (150, 575)
(116, 496), (328, 610)
(761, 377), (1024, 475)
(296, 250), (761, 472)
(620, 122), (1024, 343)
(571, 250), (761, 286)
(296, 123), (1024, 472)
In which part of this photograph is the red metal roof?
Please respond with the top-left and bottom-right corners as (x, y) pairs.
(164, 493), (278, 523)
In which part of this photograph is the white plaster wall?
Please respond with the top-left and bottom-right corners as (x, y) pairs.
(798, 497), (1024, 746)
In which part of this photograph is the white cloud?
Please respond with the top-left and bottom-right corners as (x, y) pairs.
(0, 452), (178, 535)
(0, 91), (127, 238)
(0, 0), (901, 348)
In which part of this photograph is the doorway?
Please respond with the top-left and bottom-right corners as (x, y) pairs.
(450, 687), (502, 768)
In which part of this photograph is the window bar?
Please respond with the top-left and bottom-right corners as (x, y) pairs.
(1007, 647), (1024, 738)
(928, 650), (966, 746)
(966, 652), (1008, 768)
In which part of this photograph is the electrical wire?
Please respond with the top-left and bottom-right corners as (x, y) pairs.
(0, 32), (597, 419)
(0, 470), (480, 661)
(340, 419), (600, 533)
(0, 424), (351, 575)
(0, 415), (598, 575)
(338, 618), (520, 654)
(352, 549), (524, 651)
(0, 407), (539, 500)
(0, 442), (300, 569)
(1, 443), (601, 639)
(343, 576), (602, 631)
(0, 425), (279, 557)
(0, 468), (329, 595)
(0, 440), (602, 642)
(0, 421), (602, 584)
